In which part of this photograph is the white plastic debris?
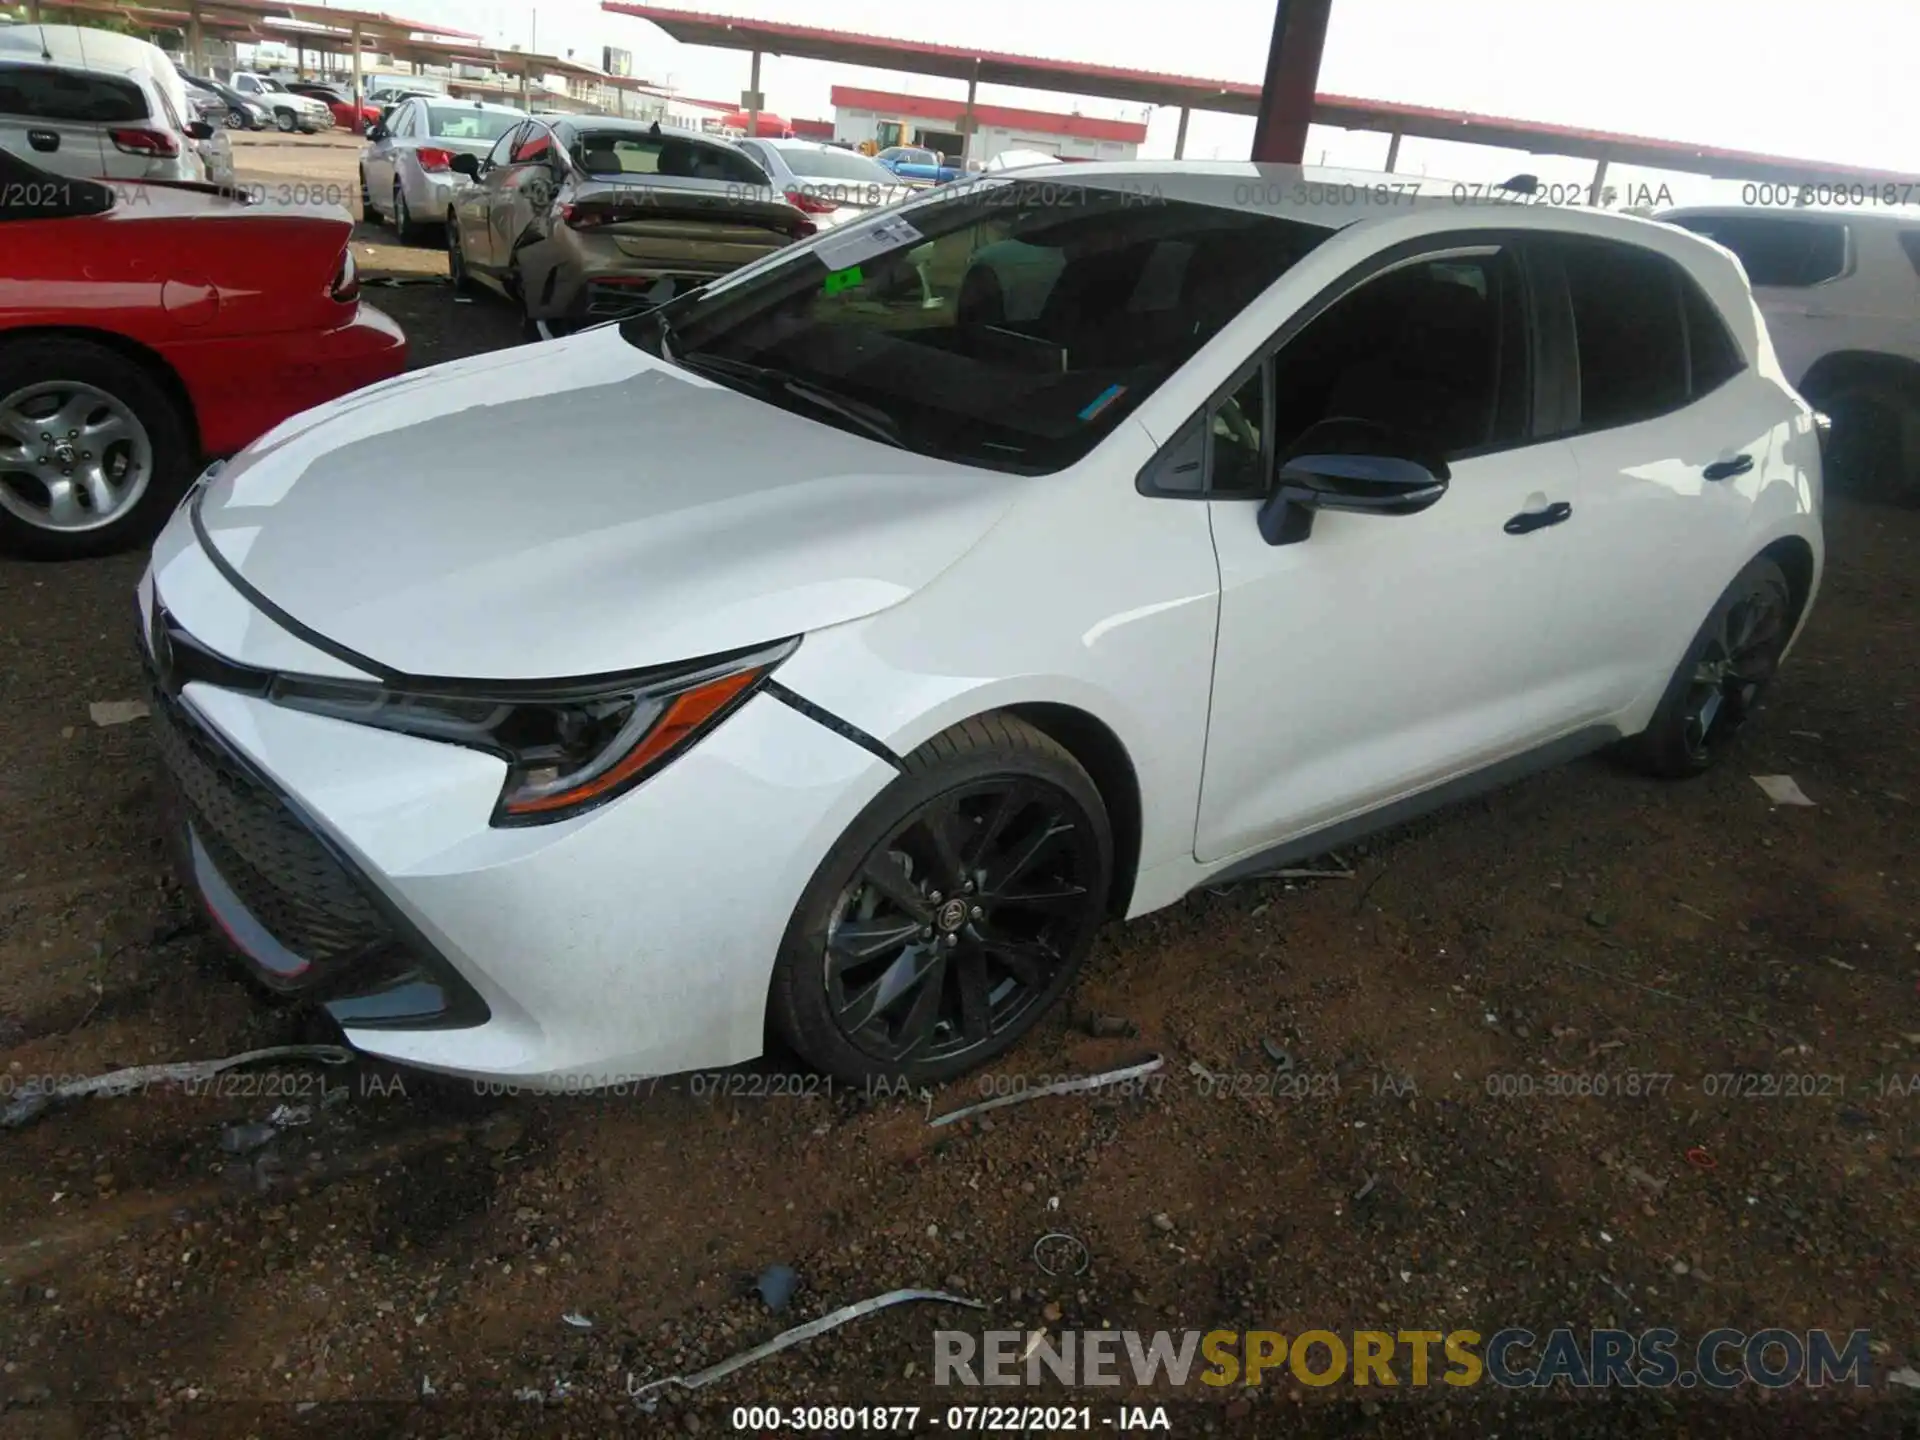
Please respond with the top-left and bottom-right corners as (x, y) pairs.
(928, 1055), (1164, 1127)
(89, 700), (149, 726)
(1888, 1367), (1920, 1390)
(627, 1288), (982, 1398)
(2, 1044), (353, 1130)
(1752, 774), (1815, 806)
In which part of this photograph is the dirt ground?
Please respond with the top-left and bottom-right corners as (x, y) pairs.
(0, 134), (1915, 1438)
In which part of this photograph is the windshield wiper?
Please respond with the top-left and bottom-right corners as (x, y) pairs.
(674, 354), (906, 451)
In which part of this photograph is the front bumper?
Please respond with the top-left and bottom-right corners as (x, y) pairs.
(139, 541), (897, 1087)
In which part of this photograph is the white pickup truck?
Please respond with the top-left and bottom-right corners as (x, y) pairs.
(226, 71), (332, 134)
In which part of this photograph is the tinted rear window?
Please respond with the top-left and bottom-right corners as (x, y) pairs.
(778, 146), (895, 183)
(1669, 214), (1847, 288)
(0, 64), (146, 123)
(571, 132), (766, 185)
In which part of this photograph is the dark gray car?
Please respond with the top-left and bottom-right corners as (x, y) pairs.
(446, 117), (814, 330)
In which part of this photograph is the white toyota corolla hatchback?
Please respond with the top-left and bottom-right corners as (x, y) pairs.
(139, 164), (1824, 1089)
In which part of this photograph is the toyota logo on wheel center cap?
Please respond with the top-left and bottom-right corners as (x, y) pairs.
(937, 898), (969, 932)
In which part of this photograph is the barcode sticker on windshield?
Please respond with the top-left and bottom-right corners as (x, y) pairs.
(814, 215), (925, 273)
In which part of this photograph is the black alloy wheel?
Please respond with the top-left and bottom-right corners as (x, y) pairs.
(1622, 555), (1794, 778)
(1676, 577), (1790, 766)
(772, 714), (1112, 1084)
(827, 780), (1096, 1065)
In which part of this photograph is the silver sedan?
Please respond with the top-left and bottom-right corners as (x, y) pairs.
(360, 96), (525, 244)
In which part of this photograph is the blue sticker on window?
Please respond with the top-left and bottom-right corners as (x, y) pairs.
(1078, 383), (1126, 422)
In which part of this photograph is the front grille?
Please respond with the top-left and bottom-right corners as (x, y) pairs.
(145, 658), (396, 968)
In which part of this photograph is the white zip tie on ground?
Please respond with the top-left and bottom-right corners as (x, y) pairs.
(1, 1044), (354, 1129)
(928, 1054), (1165, 1128)
(627, 1288), (983, 1399)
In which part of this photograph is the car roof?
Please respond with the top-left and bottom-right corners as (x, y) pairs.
(1661, 204), (1920, 229)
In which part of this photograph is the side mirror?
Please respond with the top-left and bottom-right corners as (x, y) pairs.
(1257, 448), (1449, 545)
(366, 124), (385, 141)
(185, 120), (215, 141)
(449, 152), (481, 179)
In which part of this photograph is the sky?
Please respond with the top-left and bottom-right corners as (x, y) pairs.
(310, 0), (1917, 204)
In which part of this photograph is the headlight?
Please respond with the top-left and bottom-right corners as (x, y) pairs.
(266, 639), (795, 825)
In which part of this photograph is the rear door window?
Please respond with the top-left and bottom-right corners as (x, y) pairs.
(0, 65), (147, 123)
(1558, 239), (1689, 431)
(1667, 214), (1847, 288)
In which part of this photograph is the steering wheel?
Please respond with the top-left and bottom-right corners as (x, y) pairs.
(1217, 397), (1260, 452)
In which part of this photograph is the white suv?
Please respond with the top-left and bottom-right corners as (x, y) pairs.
(1663, 207), (1920, 503)
(0, 24), (229, 186)
(141, 164), (1821, 1089)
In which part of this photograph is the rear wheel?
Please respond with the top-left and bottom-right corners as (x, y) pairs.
(1619, 556), (1794, 779)
(769, 713), (1112, 1085)
(1817, 381), (1920, 505)
(222, 108), (246, 131)
(0, 339), (192, 560)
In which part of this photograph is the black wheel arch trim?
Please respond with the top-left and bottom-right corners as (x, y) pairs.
(764, 679), (904, 771)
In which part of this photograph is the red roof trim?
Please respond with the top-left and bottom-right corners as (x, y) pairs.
(829, 85), (1145, 144)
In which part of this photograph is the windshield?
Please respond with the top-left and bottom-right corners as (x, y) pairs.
(571, 131), (767, 184)
(627, 178), (1330, 474)
(261, 78), (287, 93)
(782, 146), (896, 184)
(427, 107), (521, 142)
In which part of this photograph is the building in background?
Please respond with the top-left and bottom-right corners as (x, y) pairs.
(829, 84), (1145, 165)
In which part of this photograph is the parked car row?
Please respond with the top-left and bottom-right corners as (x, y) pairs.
(0, 146), (405, 558)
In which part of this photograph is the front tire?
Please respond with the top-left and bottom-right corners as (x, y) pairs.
(446, 212), (472, 292)
(359, 167), (378, 221)
(273, 107), (297, 134)
(769, 713), (1112, 1086)
(0, 339), (193, 560)
(1619, 556), (1794, 779)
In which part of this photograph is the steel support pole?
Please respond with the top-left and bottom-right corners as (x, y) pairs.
(188, 1), (203, 76)
(1384, 128), (1402, 173)
(1173, 105), (1189, 159)
(1589, 155), (1610, 207)
(350, 25), (363, 133)
(960, 58), (978, 167)
(746, 49), (761, 137)
(1250, 0), (1333, 164)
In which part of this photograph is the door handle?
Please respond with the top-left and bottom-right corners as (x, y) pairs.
(1504, 500), (1572, 535)
(27, 128), (58, 152)
(1703, 454), (1753, 482)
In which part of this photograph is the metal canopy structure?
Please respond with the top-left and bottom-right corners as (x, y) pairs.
(605, 1), (1920, 187)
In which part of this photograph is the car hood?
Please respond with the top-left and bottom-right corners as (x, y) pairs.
(195, 325), (1025, 681)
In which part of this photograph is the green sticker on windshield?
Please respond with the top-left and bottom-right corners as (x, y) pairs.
(822, 264), (864, 296)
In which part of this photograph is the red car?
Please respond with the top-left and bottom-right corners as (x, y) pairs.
(0, 148), (405, 559)
(288, 83), (381, 133)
